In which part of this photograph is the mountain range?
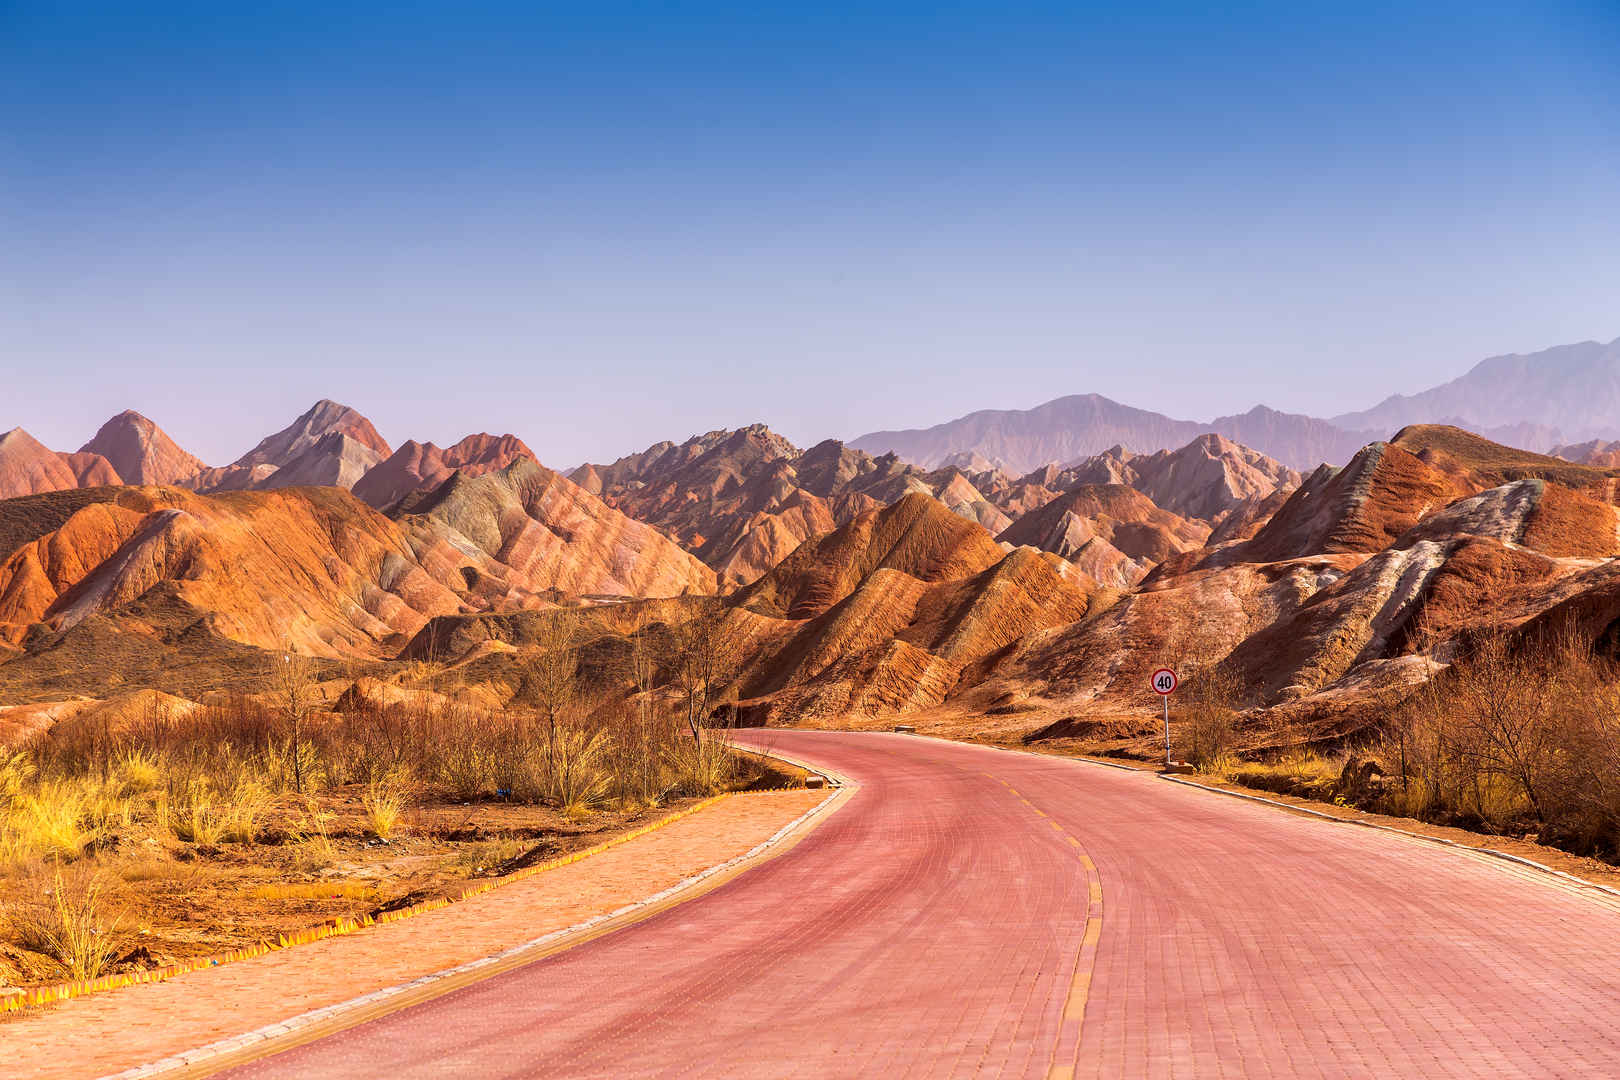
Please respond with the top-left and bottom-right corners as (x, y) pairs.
(850, 336), (1620, 472)
(6, 332), (1620, 754)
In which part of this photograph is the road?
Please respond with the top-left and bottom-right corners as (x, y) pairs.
(220, 730), (1620, 1078)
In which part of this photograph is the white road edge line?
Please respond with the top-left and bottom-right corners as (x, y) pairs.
(101, 769), (849, 1080)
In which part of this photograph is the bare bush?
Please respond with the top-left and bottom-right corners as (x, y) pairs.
(272, 652), (321, 795)
(1371, 626), (1620, 856)
(1174, 664), (1243, 772)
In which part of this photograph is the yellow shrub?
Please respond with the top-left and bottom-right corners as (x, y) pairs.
(361, 780), (405, 840)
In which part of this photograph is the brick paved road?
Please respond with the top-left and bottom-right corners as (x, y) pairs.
(223, 731), (1620, 1079)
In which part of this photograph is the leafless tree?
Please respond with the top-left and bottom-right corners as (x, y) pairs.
(530, 616), (578, 782)
(672, 608), (736, 745)
(273, 651), (320, 794)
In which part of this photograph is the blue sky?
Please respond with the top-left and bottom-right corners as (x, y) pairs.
(3, 2), (1618, 466)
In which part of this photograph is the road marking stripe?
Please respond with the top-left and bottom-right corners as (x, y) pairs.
(1064, 972), (1091, 1021)
(994, 774), (1104, 1076)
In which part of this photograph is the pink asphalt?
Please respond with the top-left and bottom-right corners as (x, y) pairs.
(221, 731), (1620, 1079)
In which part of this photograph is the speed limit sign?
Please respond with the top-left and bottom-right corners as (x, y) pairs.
(1151, 667), (1177, 767)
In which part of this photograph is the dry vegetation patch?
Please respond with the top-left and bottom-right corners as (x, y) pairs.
(1020, 624), (1620, 869)
(0, 627), (795, 999)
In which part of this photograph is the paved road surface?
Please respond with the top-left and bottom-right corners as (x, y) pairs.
(220, 731), (1620, 1078)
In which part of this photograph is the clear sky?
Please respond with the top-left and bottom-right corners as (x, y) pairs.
(4, 1), (1618, 467)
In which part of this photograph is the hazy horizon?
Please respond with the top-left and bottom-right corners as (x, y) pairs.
(5, 2), (1618, 466)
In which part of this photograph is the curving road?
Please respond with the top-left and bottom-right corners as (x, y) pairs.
(220, 730), (1620, 1079)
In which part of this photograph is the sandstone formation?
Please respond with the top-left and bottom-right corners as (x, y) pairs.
(234, 399), (391, 471)
(1552, 440), (1620, 467)
(353, 433), (537, 510)
(997, 485), (1209, 588)
(736, 493), (1008, 620)
(736, 545), (1093, 724)
(1120, 434), (1301, 522)
(14, 400), (1620, 751)
(188, 399), (392, 492)
(974, 435), (1298, 537)
(78, 411), (206, 486)
(259, 431), (387, 490)
(0, 485), (466, 656)
(0, 430), (100, 499)
(398, 458), (716, 600)
(56, 452), (121, 488)
(574, 426), (1010, 587)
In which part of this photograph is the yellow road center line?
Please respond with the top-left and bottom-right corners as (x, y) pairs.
(1064, 970), (1092, 1020)
(999, 775), (1103, 1078)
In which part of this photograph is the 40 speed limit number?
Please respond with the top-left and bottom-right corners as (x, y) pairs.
(1151, 668), (1176, 765)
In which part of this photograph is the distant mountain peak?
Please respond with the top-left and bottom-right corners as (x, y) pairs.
(851, 393), (1364, 473)
(233, 400), (392, 470)
(79, 410), (205, 486)
(1330, 336), (1620, 449)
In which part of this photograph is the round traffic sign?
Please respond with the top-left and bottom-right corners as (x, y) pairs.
(1150, 668), (1177, 695)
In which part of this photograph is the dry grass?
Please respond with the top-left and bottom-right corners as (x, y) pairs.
(246, 881), (377, 902)
(668, 733), (741, 797)
(1226, 751), (1341, 785)
(161, 781), (225, 846)
(0, 625), (796, 990)
(549, 726), (611, 815)
(1335, 627), (1620, 856)
(361, 779), (406, 840)
(6, 868), (127, 981)
(451, 836), (530, 877)
(222, 780), (272, 845)
(6, 782), (104, 862)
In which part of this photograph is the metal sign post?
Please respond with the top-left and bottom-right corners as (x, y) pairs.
(1151, 667), (1177, 766)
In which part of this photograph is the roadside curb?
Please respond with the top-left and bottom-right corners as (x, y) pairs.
(100, 757), (850, 1079)
(733, 739), (856, 791)
(1156, 773), (1620, 902)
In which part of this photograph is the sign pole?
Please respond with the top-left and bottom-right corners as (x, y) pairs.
(1150, 667), (1177, 768)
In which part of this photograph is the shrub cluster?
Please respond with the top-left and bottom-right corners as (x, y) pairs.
(1376, 631), (1620, 857)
